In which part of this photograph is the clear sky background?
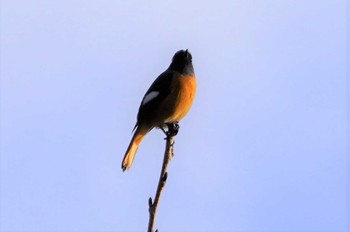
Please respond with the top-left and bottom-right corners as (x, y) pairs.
(0, 1), (348, 231)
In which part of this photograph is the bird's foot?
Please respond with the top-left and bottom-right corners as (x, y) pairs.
(167, 122), (179, 137)
(160, 122), (179, 137)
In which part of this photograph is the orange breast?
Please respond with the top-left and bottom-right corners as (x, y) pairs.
(165, 75), (197, 123)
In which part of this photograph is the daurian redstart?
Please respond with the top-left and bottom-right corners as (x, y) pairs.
(121, 49), (196, 171)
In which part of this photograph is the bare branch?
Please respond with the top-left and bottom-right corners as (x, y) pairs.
(147, 123), (178, 232)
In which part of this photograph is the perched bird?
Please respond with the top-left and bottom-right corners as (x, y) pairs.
(121, 49), (197, 171)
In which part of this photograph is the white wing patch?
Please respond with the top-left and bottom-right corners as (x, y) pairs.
(142, 91), (159, 105)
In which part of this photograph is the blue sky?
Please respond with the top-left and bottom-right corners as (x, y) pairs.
(0, 0), (348, 231)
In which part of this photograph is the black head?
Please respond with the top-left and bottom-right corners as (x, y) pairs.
(168, 49), (194, 75)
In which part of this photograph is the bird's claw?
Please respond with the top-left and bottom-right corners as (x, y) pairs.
(167, 122), (179, 136)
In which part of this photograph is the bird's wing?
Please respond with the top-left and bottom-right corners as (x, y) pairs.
(133, 70), (177, 130)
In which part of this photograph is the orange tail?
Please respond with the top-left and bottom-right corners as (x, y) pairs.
(121, 124), (150, 171)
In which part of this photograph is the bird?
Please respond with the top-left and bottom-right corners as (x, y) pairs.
(121, 49), (197, 171)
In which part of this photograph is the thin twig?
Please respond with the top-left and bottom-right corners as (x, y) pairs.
(147, 123), (178, 232)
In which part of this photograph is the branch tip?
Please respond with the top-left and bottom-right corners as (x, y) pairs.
(148, 197), (153, 208)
